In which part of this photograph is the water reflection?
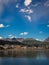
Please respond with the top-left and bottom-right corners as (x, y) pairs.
(0, 50), (49, 58)
(0, 50), (49, 65)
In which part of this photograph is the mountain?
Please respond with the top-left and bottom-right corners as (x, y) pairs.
(0, 39), (24, 46)
(5, 38), (24, 42)
(23, 38), (43, 47)
(0, 38), (49, 47)
(11, 38), (17, 40)
(44, 37), (49, 42)
(16, 38), (24, 42)
(0, 38), (41, 47)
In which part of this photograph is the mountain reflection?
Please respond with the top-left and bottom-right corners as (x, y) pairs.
(0, 50), (49, 58)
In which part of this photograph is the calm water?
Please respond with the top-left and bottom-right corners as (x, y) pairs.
(0, 50), (49, 65)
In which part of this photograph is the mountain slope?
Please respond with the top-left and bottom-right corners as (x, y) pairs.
(44, 37), (49, 42)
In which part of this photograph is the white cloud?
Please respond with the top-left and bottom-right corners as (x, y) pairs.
(20, 8), (33, 14)
(24, 32), (28, 35)
(0, 36), (3, 39)
(8, 34), (12, 37)
(20, 32), (28, 35)
(20, 33), (24, 35)
(0, 24), (10, 28)
(36, 38), (42, 41)
(36, 38), (39, 41)
(47, 25), (49, 27)
(24, 0), (32, 6)
(25, 15), (31, 22)
(20, 8), (33, 22)
(0, 24), (4, 28)
(16, 4), (19, 8)
(8, 35), (16, 38)
(20, 9), (25, 12)
(10, 36), (16, 39)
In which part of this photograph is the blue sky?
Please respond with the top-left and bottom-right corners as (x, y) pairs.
(0, 0), (49, 41)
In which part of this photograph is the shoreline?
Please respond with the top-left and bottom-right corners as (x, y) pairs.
(0, 48), (49, 51)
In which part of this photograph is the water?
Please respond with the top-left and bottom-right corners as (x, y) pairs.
(0, 50), (49, 65)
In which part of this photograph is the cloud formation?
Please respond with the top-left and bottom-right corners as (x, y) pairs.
(8, 34), (16, 38)
(0, 24), (10, 28)
(20, 7), (33, 22)
(0, 36), (3, 39)
(20, 32), (28, 35)
(0, 24), (4, 28)
(24, 0), (32, 6)
(25, 15), (31, 22)
(20, 8), (33, 14)
(16, 4), (19, 8)
(36, 38), (39, 41)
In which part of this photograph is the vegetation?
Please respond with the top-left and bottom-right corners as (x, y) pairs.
(23, 39), (49, 48)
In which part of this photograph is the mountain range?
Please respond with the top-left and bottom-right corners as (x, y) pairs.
(0, 37), (49, 47)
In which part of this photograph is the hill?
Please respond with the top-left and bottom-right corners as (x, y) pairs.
(44, 37), (49, 42)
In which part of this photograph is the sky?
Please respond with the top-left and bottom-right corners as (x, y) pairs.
(0, 0), (49, 41)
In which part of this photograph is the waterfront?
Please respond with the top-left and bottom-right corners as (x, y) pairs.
(0, 50), (49, 65)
